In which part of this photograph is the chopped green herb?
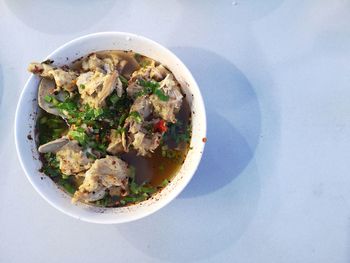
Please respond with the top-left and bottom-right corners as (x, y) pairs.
(119, 166), (156, 206)
(154, 88), (170, 101)
(79, 84), (85, 89)
(62, 174), (70, 179)
(68, 130), (87, 145)
(129, 166), (136, 179)
(161, 145), (180, 159)
(118, 113), (128, 127)
(59, 179), (76, 194)
(163, 121), (191, 145)
(93, 108), (104, 118)
(138, 79), (160, 89)
(141, 186), (156, 194)
(136, 79), (169, 101)
(86, 151), (97, 160)
(44, 95), (52, 103)
(161, 179), (169, 187)
(129, 111), (142, 123)
(115, 127), (126, 135)
(109, 94), (120, 104)
(37, 113), (68, 144)
(41, 153), (61, 178)
(119, 75), (128, 88)
(95, 195), (110, 206)
(39, 116), (48, 124)
(130, 181), (140, 195)
(134, 53), (142, 62)
(140, 59), (151, 68)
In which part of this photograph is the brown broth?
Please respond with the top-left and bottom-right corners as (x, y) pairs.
(120, 99), (191, 187)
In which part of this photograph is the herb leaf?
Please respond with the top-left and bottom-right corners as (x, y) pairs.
(119, 166), (156, 206)
(129, 111), (142, 123)
(161, 179), (169, 187)
(136, 79), (169, 101)
(163, 121), (191, 145)
(119, 75), (128, 88)
(58, 178), (76, 194)
(68, 130), (87, 145)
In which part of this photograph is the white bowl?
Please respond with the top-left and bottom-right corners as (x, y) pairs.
(14, 32), (206, 224)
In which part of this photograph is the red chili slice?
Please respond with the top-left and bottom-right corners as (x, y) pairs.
(154, 119), (167, 133)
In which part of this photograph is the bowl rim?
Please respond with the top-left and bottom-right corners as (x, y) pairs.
(14, 32), (206, 223)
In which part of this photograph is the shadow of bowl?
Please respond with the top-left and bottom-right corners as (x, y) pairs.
(180, 110), (257, 198)
(169, 47), (261, 198)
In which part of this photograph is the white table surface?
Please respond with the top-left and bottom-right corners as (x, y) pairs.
(1, 0), (350, 262)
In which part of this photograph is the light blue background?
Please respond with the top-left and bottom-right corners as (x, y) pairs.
(1, 0), (350, 262)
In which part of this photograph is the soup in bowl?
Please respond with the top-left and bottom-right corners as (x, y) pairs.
(15, 32), (206, 223)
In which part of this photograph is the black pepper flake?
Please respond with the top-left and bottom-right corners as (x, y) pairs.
(27, 134), (33, 140)
(61, 65), (70, 71)
(42, 59), (54, 65)
(72, 56), (84, 64)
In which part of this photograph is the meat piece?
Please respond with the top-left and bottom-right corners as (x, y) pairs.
(126, 82), (143, 97)
(76, 71), (118, 108)
(130, 96), (153, 119)
(150, 65), (169, 81)
(56, 141), (93, 176)
(117, 60), (128, 73)
(72, 156), (129, 203)
(28, 62), (78, 92)
(124, 117), (163, 156)
(38, 137), (69, 153)
(82, 54), (104, 72)
(82, 53), (128, 75)
(129, 60), (155, 82)
(122, 95), (164, 156)
(126, 61), (157, 98)
(37, 78), (67, 117)
(116, 77), (124, 97)
(150, 74), (183, 123)
(128, 61), (168, 82)
(132, 131), (162, 156)
(107, 130), (127, 154)
(82, 54), (116, 74)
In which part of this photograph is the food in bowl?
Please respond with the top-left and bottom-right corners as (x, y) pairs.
(28, 50), (192, 207)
